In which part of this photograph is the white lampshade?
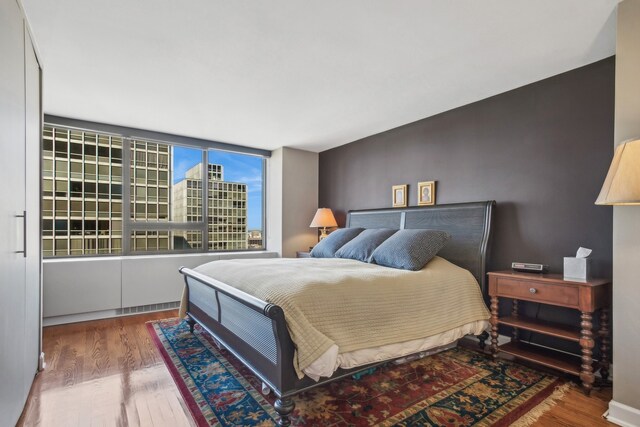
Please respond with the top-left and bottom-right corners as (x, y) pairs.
(310, 208), (338, 228)
(596, 139), (640, 205)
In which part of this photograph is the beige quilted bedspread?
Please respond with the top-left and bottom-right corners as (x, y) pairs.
(180, 256), (490, 378)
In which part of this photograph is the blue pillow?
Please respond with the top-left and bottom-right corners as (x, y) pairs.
(370, 229), (450, 271)
(310, 228), (364, 258)
(335, 229), (398, 262)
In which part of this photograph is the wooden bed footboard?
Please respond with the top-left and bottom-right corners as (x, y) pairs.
(179, 267), (299, 418)
(180, 266), (300, 390)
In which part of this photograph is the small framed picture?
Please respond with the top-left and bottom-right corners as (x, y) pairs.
(418, 181), (436, 206)
(392, 184), (407, 208)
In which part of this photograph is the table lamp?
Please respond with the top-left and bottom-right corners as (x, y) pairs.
(310, 208), (338, 240)
(595, 139), (640, 205)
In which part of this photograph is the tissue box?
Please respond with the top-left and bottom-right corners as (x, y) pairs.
(563, 257), (591, 281)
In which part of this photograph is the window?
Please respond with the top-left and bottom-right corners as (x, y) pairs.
(70, 181), (83, 198)
(208, 150), (262, 250)
(84, 163), (96, 181)
(85, 144), (96, 162)
(42, 124), (266, 257)
(70, 162), (82, 180)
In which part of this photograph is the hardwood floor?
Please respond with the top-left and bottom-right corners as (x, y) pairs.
(537, 386), (612, 427)
(19, 311), (613, 426)
(19, 310), (193, 427)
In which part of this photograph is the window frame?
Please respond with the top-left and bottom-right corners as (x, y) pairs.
(43, 117), (268, 258)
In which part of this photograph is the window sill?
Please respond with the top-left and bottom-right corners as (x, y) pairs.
(43, 250), (279, 263)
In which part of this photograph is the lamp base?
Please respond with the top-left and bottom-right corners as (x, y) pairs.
(319, 227), (329, 240)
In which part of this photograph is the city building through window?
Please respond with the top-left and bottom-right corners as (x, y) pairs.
(42, 125), (265, 257)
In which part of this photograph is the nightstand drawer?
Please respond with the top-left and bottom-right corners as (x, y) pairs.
(496, 278), (579, 307)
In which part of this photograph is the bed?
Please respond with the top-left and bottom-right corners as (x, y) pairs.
(178, 200), (495, 426)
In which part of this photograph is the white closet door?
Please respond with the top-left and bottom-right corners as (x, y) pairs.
(0, 0), (28, 424)
(24, 27), (42, 397)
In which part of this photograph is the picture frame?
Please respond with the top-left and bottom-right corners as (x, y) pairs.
(392, 184), (407, 208)
(417, 181), (436, 206)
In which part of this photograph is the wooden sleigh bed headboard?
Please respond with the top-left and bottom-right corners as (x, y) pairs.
(346, 201), (496, 293)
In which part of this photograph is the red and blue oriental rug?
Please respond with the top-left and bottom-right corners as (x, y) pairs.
(147, 318), (569, 426)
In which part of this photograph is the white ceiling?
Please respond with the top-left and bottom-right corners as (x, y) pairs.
(22, 0), (618, 153)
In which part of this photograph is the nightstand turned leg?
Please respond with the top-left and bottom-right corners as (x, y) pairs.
(580, 311), (595, 396)
(599, 308), (610, 382)
(490, 296), (499, 359)
(511, 299), (519, 342)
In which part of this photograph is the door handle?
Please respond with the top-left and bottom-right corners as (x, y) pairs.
(15, 211), (26, 258)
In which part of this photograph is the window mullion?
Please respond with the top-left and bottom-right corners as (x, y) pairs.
(121, 137), (132, 255)
(202, 150), (209, 252)
(262, 157), (267, 249)
(129, 222), (203, 231)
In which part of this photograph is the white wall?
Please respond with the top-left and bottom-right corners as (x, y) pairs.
(608, 1), (640, 425)
(267, 147), (319, 257)
(267, 148), (284, 254)
(282, 148), (320, 256)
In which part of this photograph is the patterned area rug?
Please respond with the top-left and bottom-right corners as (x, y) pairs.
(147, 319), (569, 426)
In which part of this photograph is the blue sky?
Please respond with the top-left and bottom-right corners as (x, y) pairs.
(173, 147), (263, 230)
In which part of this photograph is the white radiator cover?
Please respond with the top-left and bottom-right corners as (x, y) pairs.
(43, 251), (277, 320)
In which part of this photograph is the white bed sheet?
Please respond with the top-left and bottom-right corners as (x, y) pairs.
(303, 319), (489, 380)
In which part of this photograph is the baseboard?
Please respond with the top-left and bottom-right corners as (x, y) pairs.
(605, 400), (640, 427)
(43, 302), (179, 326)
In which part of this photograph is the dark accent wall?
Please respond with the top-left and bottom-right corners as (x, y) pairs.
(319, 57), (614, 355)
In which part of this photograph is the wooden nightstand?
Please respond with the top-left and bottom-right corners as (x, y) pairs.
(487, 271), (611, 395)
(296, 251), (311, 258)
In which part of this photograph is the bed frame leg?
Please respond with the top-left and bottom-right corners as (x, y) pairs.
(274, 397), (295, 426)
(478, 331), (488, 351)
(261, 382), (271, 395)
(186, 316), (196, 334)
